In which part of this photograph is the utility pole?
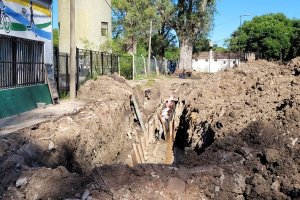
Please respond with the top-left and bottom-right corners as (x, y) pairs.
(209, 41), (213, 73)
(70, 0), (76, 99)
(239, 14), (251, 64)
(130, 52), (135, 80)
(147, 20), (152, 74)
(141, 55), (147, 77)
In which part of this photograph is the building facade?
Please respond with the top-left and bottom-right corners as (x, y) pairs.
(58, 0), (112, 53)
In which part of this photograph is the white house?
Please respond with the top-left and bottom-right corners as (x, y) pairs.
(192, 51), (240, 73)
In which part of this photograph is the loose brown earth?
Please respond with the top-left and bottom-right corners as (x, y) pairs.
(0, 60), (299, 200)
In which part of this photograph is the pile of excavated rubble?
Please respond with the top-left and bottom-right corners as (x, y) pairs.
(0, 60), (299, 200)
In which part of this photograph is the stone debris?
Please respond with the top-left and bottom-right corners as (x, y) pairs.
(15, 177), (28, 188)
(81, 189), (90, 200)
(165, 177), (186, 194)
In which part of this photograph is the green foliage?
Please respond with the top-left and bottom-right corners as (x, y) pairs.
(193, 37), (210, 53)
(53, 28), (59, 48)
(112, 0), (160, 41)
(112, 0), (176, 58)
(111, 0), (217, 70)
(227, 13), (298, 60)
(164, 46), (179, 60)
(59, 91), (70, 99)
(136, 42), (148, 57)
(119, 56), (133, 79)
(170, 0), (216, 44)
(151, 23), (178, 58)
(168, 0), (217, 68)
(101, 38), (126, 54)
(289, 19), (300, 58)
(80, 38), (99, 51)
(213, 46), (229, 52)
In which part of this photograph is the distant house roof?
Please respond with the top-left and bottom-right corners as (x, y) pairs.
(193, 52), (240, 59)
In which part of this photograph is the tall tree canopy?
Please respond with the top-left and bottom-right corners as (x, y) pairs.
(227, 13), (299, 60)
(112, 0), (167, 53)
(111, 0), (216, 67)
(169, 0), (216, 69)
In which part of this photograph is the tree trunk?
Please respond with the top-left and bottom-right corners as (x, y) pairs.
(179, 39), (193, 69)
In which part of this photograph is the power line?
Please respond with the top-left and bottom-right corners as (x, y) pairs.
(104, 0), (115, 13)
(105, 0), (116, 14)
(214, 17), (239, 29)
(214, 35), (231, 43)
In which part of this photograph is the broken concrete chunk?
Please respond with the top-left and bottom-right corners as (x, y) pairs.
(167, 166), (179, 171)
(16, 177), (28, 188)
(48, 140), (55, 151)
(82, 189), (90, 200)
(151, 171), (159, 179)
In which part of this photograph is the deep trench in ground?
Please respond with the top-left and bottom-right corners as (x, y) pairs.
(30, 100), (216, 174)
(174, 106), (216, 154)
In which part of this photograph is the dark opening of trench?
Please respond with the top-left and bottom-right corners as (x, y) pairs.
(174, 107), (190, 150)
(174, 107), (216, 155)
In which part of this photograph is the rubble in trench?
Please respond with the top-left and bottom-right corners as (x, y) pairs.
(0, 60), (300, 200)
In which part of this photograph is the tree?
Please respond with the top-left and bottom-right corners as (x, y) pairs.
(169, 0), (216, 69)
(227, 13), (294, 60)
(164, 46), (180, 60)
(289, 19), (300, 58)
(112, 0), (159, 53)
(193, 37), (210, 53)
(151, 22), (178, 58)
(53, 28), (59, 48)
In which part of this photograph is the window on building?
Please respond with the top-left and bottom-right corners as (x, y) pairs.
(101, 22), (108, 36)
(224, 61), (226, 64)
(205, 59), (208, 62)
(233, 61), (236, 64)
(214, 59), (217, 62)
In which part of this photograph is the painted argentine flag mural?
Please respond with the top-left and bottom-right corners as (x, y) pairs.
(0, 0), (52, 40)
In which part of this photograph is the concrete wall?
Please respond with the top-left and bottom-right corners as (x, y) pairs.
(58, 0), (112, 53)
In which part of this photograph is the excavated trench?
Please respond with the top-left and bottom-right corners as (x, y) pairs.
(0, 89), (217, 196)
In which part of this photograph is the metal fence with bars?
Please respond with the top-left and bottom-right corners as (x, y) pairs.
(53, 48), (119, 95)
(77, 48), (119, 83)
(0, 35), (45, 89)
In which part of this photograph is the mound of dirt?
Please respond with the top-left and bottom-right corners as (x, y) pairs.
(289, 57), (300, 67)
(172, 60), (300, 199)
(77, 75), (132, 101)
(288, 57), (300, 76)
(0, 75), (163, 199)
(1, 61), (299, 199)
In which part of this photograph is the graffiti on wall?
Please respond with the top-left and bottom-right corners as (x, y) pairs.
(0, 0), (52, 41)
